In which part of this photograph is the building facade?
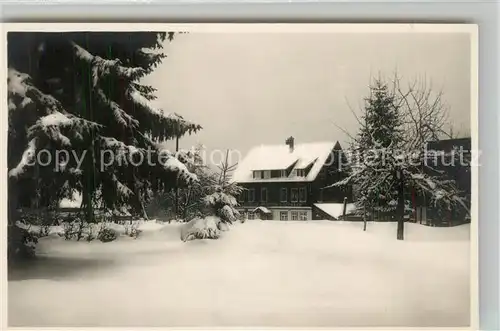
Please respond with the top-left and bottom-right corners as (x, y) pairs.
(232, 137), (352, 220)
(413, 137), (472, 226)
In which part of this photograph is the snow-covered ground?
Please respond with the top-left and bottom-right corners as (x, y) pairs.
(8, 220), (471, 327)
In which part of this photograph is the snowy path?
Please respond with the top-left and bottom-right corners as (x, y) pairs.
(8, 221), (471, 327)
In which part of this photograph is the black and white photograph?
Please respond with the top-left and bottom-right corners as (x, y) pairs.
(5, 23), (477, 328)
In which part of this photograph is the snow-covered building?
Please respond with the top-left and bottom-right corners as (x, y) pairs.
(232, 137), (352, 220)
(414, 137), (472, 226)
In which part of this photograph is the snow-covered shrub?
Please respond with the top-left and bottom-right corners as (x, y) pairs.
(62, 221), (79, 240)
(218, 204), (240, 224)
(60, 214), (90, 241)
(18, 211), (54, 238)
(123, 219), (144, 239)
(75, 220), (88, 241)
(98, 227), (118, 243)
(125, 222), (142, 239)
(86, 225), (97, 242)
(192, 150), (244, 229)
(203, 183), (242, 226)
(180, 217), (221, 241)
(8, 224), (38, 262)
(123, 222), (132, 235)
(38, 225), (51, 237)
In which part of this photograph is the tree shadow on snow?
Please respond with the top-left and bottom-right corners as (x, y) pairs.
(8, 255), (118, 281)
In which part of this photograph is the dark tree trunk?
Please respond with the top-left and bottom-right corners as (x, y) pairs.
(363, 205), (367, 231)
(8, 178), (19, 226)
(396, 170), (405, 240)
(342, 196), (347, 220)
(174, 135), (179, 219)
(183, 188), (192, 220)
(84, 192), (94, 223)
(132, 172), (149, 220)
(139, 199), (149, 220)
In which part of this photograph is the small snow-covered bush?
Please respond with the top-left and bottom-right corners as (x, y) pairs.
(18, 212), (53, 238)
(128, 226), (142, 239)
(86, 225), (97, 242)
(62, 217), (90, 241)
(122, 221), (142, 238)
(63, 221), (79, 240)
(180, 216), (221, 241)
(38, 224), (51, 237)
(98, 227), (118, 243)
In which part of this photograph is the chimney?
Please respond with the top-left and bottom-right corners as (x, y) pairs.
(285, 136), (295, 153)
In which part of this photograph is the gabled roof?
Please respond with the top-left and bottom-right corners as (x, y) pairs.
(426, 137), (471, 152)
(253, 206), (272, 214)
(314, 203), (356, 220)
(232, 141), (339, 183)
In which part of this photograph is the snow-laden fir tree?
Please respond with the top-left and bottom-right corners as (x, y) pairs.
(354, 80), (405, 218)
(202, 150), (243, 227)
(8, 32), (201, 227)
(147, 147), (244, 227)
(330, 77), (468, 240)
(177, 149), (243, 241)
(147, 144), (215, 221)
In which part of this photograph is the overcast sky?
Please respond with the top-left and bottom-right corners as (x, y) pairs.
(142, 32), (471, 164)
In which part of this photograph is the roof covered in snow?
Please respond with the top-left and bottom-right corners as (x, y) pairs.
(253, 206), (272, 214)
(426, 137), (471, 152)
(232, 141), (340, 183)
(314, 203), (356, 220)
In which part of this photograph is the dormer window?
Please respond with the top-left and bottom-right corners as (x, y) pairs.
(280, 170), (287, 178)
(253, 170), (271, 179)
(296, 169), (306, 177)
(253, 171), (263, 179)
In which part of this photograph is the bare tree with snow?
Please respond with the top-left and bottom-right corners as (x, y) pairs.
(330, 75), (469, 240)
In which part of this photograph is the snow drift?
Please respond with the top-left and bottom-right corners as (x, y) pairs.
(8, 220), (470, 328)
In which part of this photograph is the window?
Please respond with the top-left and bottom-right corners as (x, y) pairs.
(291, 188), (299, 202)
(248, 212), (255, 220)
(280, 188), (288, 202)
(263, 170), (271, 179)
(238, 190), (246, 202)
(253, 171), (264, 179)
(291, 211), (299, 220)
(248, 189), (255, 202)
(299, 211), (308, 221)
(280, 211), (288, 221)
(271, 170), (281, 178)
(296, 169), (306, 177)
(280, 170), (287, 178)
(261, 187), (268, 202)
(299, 187), (307, 202)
